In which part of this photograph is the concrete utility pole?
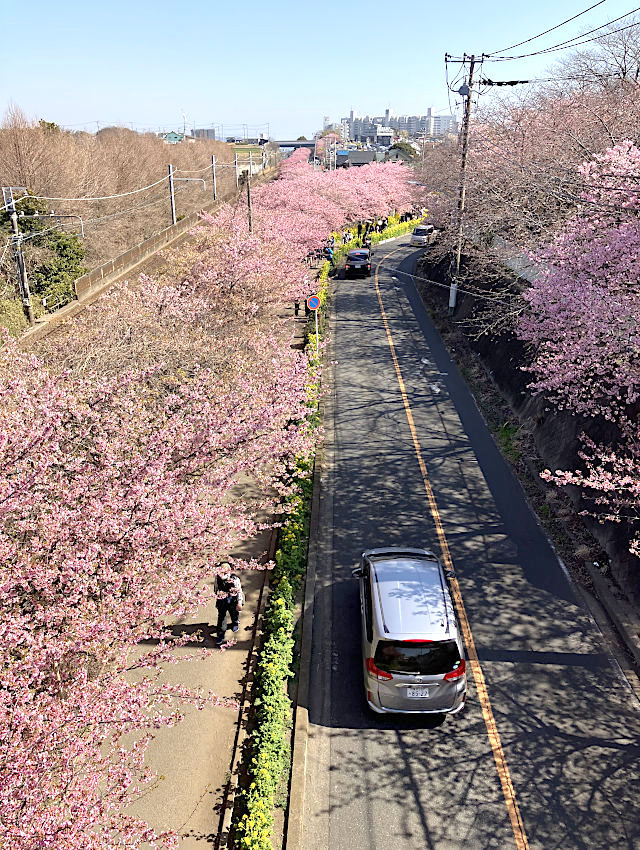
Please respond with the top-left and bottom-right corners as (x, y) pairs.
(168, 163), (177, 225)
(246, 172), (253, 233)
(211, 155), (217, 201)
(3, 188), (34, 325)
(451, 54), (476, 315)
(234, 152), (239, 188)
(167, 166), (205, 224)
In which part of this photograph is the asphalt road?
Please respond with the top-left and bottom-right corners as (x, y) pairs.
(302, 237), (640, 850)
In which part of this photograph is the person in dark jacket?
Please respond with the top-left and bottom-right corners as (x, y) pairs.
(215, 565), (244, 643)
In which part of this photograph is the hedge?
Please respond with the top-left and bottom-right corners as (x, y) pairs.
(232, 214), (420, 849)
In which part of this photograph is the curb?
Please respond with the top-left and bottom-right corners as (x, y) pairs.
(584, 561), (640, 670)
(284, 267), (331, 850)
(216, 526), (279, 849)
(284, 414), (324, 850)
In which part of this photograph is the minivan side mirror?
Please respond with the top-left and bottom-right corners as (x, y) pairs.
(351, 567), (364, 578)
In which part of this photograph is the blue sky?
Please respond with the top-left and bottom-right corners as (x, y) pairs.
(1, 0), (635, 139)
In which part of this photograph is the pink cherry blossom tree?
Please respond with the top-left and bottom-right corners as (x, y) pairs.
(2, 148), (418, 848)
(518, 141), (640, 554)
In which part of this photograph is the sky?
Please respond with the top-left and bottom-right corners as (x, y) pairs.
(1, 0), (636, 139)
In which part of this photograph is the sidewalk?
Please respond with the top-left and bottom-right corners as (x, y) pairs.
(125, 522), (274, 848)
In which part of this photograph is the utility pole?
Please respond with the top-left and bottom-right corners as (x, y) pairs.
(450, 53), (476, 315)
(246, 172), (253, 233)
(168, 163), (176, 225)
(234, 152), (239, 188)
(211, 156), (217, 201)
(3, 188), (34, 325)
(167, 169), (206, 223)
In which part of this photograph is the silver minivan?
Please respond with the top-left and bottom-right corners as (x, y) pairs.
(409, 224), (434, 247)
(352, 547), (467, 715)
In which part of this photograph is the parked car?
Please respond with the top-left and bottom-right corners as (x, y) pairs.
(410, 224), (434, 247)
(352, 547), (467, 715)
(344, 248), (372, 278)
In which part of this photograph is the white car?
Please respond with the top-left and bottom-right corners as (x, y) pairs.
(410, 224), (434, 247)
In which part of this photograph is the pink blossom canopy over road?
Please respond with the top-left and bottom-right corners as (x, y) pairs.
(0, 150), (418, 848)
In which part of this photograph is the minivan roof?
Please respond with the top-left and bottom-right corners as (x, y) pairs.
(367, 552), (451, 639)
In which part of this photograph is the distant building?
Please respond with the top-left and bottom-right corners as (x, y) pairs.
(386, 148), (413, 162)
(431, 115), (458, 136)
(162, 131), (186, 144)
(193, 127), (217, 140)
(341, 108), (458, 141)
(337, 151), (377, 168)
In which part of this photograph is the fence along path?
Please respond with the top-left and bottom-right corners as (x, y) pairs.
(19, 167), (278, 347)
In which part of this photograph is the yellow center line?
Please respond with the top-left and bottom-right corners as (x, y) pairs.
(374, 248), (530, 850)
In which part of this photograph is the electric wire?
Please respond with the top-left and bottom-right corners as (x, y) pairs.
(0, 161), (245, 213)
(480, 70), (638, 84)
(380, 263), (521, 305)
(488, 6), (640, 60)
(487, 0), (611, 55)
(0, 174), (172, 211)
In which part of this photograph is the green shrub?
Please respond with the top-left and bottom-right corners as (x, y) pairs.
(235, 211), (423, 849)
(235, 466), (312, 850)
(0, 296), (29, 336)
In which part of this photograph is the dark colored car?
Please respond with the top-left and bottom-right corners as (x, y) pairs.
(344, 248), (372, 278)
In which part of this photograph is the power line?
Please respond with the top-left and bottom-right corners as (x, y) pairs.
(488, 6), (640, 60)
(381, 264), (520, 306)
(0, 174), (172, 212)
(480, 69), (631, 84)
(487, 0), (611, 55)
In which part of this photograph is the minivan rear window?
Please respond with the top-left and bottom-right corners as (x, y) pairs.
(414, 227), (430, 235)
(374, 639), (460, 675)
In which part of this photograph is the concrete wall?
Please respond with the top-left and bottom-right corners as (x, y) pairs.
(20, 167), (278, 346)
(75, 194), (228, 300)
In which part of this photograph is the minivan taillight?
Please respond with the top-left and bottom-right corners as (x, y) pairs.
(366, 657), (393, 681)
(443, 659), (466, 680)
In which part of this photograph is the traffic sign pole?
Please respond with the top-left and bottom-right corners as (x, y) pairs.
(306, 294), (321, 357)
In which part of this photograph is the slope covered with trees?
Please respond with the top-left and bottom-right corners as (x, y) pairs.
(418, 21), (640, 590)
(0, 150), (417, 848)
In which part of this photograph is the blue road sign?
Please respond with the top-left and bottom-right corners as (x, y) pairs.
(307, 295), (320, 311)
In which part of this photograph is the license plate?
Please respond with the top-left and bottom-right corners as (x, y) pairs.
(407, 686), (430, 698)
(353, 263), (362, 268)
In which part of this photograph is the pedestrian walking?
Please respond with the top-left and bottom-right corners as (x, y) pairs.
(357, 222), (363, 238)
(215, 566), (244, 644)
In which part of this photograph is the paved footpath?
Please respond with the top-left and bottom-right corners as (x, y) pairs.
(126, 523), (273, 849)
